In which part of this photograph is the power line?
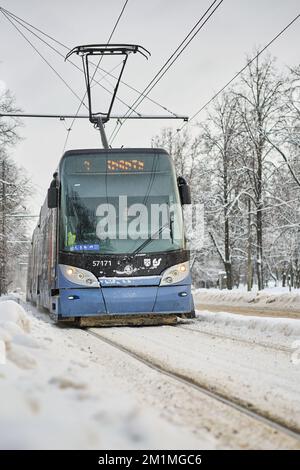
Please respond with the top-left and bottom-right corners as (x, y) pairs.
(0, 112), (188, 120)
(109, 0), (224, 144)
(0, 5), (178, 117)
(0, 5), (70, 50)
(0, 5), (173, 124)
(91, 0), (129, 81)
(0, 4), (141, 151)
(0, 5), (119, 97)
(176, 12), (300, 134)
(0, 9), (89, 110)
(0, 7), (137, 116)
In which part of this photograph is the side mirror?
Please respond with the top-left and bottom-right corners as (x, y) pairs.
(48, 172), (59, 209)
(48, 187), (58, 208)
(178, 177), (191, 205)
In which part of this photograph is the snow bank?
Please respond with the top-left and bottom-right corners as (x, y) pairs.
(0, 300), (31, 332)
(0, 299), (35, 370)
(0, 298), (203, 449)
(194, 288), (300, 312)
(195, 309), (300, 349)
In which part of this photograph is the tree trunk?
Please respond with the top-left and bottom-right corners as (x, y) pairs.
(247, 197), (252, 291)
(223, 151), (232, 290)
(256, 207), (263, 290)
(256, 138), (264, 291)
(0, 159), (7, 296)
(224, 216), (232, 290)
(282, 268), (286, 287)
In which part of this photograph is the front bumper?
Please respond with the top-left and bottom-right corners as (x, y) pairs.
(54, 284), (194, 318)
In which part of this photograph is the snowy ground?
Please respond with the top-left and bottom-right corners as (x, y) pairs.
(195, 310), (300, 350)
(0, 295), (300, 449)
(0, 297), (205, 450)
(93, 317), (300, 434)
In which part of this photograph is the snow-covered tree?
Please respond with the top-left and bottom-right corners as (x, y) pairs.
(201, 92), (244, 289)
(234, 54), (284, 290)
(151, 55), (300, 291)
(0, 90), (31, 295)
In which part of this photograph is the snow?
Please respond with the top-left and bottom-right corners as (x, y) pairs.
(194, 288), (300, 313)
(0, 297), (205, 450)
(93, 319), (300, 438)
(1, 295), (300, 449)
(0, 299), (30, 332)
(195, 310), (300, 350)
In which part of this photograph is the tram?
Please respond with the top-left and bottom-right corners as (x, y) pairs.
(26, 44), (194, 326)
(26, 148), (194, 326)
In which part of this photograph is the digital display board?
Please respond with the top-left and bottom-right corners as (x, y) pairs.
(62, 152), (172, 174)
(107, 159), (145, 171)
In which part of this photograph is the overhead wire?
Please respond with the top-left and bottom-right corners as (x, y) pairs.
(176, 12), (300, 134)
(5, 2), (295, 152)
(91, 0), (129, 80)
(109, 0), (224, 145)
(0, 7), (138, 116)
(0, 2), (160, 151)
(0, 9), (89, 110)
(0, 5), (180, 118)
(0, 3), (142, 152)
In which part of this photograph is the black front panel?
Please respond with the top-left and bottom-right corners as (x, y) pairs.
(59, 250), (189, 277)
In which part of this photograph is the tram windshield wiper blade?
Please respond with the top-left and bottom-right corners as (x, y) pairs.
(131, 222), (171, 255)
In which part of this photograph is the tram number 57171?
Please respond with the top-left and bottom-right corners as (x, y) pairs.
(92, 260), (112, 267)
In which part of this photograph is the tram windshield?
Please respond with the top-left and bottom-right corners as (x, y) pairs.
(59, 152), (185, 254)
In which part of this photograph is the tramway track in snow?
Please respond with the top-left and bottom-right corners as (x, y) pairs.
(86, 328), (300, 442)
(176, 322), (292, 354)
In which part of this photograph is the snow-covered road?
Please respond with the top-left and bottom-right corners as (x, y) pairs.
(1, 296), (300, 449)
(88, 319), (300, 434)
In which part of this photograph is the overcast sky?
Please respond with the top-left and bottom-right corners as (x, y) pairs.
(0, 0), (299, 218)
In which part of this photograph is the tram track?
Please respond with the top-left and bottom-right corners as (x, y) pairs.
(23, 294), (300, 444)
(176, 323), (292, 354)
(86, 328), (300, 442)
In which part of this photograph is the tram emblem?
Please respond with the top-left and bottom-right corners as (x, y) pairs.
(123, 264), (134, 275)
(143, 258), (162, 268)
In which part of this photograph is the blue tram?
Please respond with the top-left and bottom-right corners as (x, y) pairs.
(26, 148), (194, 326)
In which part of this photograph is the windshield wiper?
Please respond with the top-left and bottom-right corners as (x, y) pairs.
(131, 221), (171, 255)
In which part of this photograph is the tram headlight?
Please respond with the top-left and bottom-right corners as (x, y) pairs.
(60, 265), (99, 287)
(160, 261), (190, 285)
